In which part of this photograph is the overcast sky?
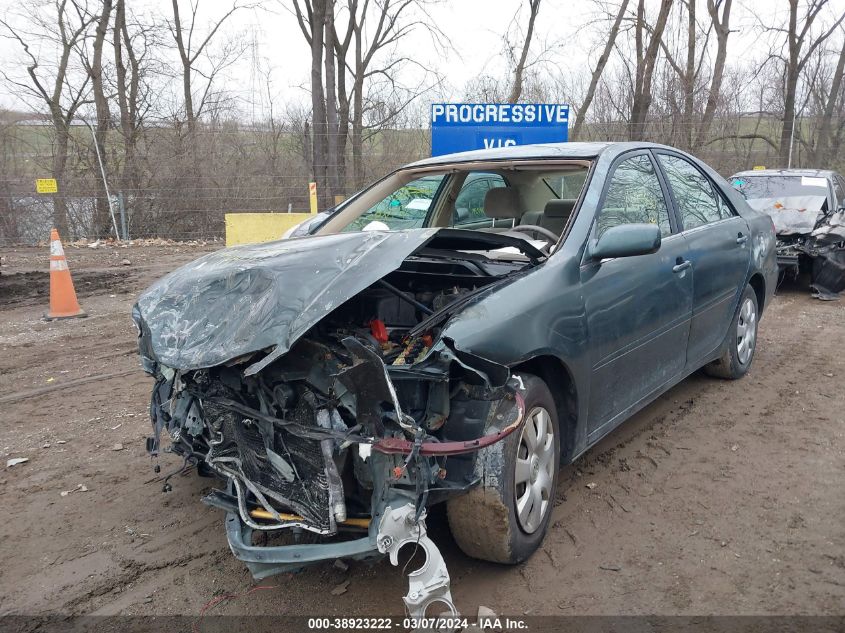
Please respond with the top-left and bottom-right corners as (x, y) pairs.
(1, 0), (844, 118)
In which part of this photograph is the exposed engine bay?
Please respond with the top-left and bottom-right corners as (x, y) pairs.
(133, 229), (539, 617)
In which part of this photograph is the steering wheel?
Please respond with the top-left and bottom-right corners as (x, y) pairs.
(508, 224), (559, 244)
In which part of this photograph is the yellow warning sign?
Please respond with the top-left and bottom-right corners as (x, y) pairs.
(36, 178), (58, 194)
(309, 181), (318, 215)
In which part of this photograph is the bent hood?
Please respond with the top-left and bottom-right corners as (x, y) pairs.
(133, 229), (437, 372)
(746, 195), (826, 235)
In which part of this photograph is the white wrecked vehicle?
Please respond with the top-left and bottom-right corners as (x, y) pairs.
(731, 168), (845, 298)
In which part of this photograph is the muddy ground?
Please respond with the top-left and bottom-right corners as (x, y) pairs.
(0, 243), (843, 623)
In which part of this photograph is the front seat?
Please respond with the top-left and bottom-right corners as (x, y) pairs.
(520, 199), (577, 236)
(481, 187), (522, 228)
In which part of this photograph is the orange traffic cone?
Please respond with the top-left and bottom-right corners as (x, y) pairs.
(45, 228), (86, 320)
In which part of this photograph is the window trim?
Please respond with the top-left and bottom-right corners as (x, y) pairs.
(833, 174), (845, 209)
(588, 149), (678, 242)
(652, 149), (739, 233)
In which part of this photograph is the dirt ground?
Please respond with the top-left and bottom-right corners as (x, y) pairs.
(1, 242), (843, 622)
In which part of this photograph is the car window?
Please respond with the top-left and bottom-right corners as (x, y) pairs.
(453, 172), (508, 225)
(342, 175), (445, 232)
(561, 170), (588, 198)
(596, 154), (671, 237)
(658, 154), (723, 230)
(715, 190), (736, 220)
(730, 175), (829, 202)
(834, 176), (845, 208)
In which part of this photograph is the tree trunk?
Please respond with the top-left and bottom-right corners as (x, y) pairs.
(352, 22), (364, 190)
(91, 0), (113, 237)
(696, 0), (732, 146)
(683, 0), (695, 150)
(629, 0), (672, 141)
(507, 0), (541, 103)
(324, 0), (339, 207)
(814, 37), (845, 166)
(310, 0), (329, 206)
(779, 0), (800, 167)
(572, 0), (630, 140)
(114, 0), (133, 198)
(352, 77), (364, 189)
(334, 11), (353, 198)
(52, 120), (70, 236)
(171, 0), (195, 135)
(113, 0), (147, 232)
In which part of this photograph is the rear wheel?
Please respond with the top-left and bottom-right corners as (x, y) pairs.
(447, 374), (559, 564)
(705, 284), (758, 380)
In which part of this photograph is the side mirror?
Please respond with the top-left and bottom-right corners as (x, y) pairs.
(589, 223), (662, 260)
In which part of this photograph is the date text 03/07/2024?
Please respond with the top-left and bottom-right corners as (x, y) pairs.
(306, 616), (529, 630)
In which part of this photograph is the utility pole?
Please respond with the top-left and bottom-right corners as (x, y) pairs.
(76, 118), (120, 240)
(788, 109), (796, 168)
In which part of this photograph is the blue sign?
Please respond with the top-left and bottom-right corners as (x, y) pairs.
(430, 103), (569, 156)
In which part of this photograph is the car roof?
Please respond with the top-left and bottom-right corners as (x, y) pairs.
(406, 141), (678, 168)
(731, 168), (837, 178)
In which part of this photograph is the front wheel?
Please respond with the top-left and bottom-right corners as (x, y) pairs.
(447, 374), (560, 564)
(705, 284), (759, 380)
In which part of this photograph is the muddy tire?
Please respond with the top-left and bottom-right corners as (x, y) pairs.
(705, 284), (759, 380)
(447, 374), (559, 564)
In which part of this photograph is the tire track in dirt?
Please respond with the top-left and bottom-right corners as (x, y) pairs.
(1, 245), (843, 619)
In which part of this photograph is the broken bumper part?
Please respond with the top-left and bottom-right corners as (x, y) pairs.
(224, 511), (381, 579)
(377, 504), (457, 619)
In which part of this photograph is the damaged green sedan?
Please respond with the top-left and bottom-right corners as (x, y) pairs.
(133, 142), (777, 616)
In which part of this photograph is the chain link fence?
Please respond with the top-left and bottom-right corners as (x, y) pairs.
(0, 115), (818, 245)
(0, 119), (428, 245)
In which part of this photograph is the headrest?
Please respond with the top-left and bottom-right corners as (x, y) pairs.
(543, 199), (577, 218)
(483, 187), (521, 219)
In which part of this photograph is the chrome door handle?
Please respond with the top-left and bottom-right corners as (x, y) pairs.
(736, 233), (748, 245)
(673, 260), (691, 273)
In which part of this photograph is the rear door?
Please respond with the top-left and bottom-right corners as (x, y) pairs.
(654, 151), (751, 367)
(582, 151), (693, 441)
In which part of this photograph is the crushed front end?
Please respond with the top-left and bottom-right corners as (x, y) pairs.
(748, 194), (845, 297)
(131, 230), (537, 615)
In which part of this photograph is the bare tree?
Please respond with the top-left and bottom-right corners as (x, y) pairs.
(113, 0), (157, 229)
(85, 0), (113, 236)
(346, 0), (445, 188)
(657, 0), (701, 149)
(757, 0), (845, 165)
(293, 0), (330, 205)
(811, 31), (845, 165)
(0, 0), (96, 236)
(696, 0), (733, 146)
(324, 0), (341, 200)
(507, 0), (541, 103)
(572, 0), (630, 140)
(628, 0), (673, 141)
(332, 2), (355, 195)
(167, 0), (247, 136)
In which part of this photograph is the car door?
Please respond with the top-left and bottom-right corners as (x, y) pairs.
(655, 151), (751, 367)
(581, 152), (693, 441)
